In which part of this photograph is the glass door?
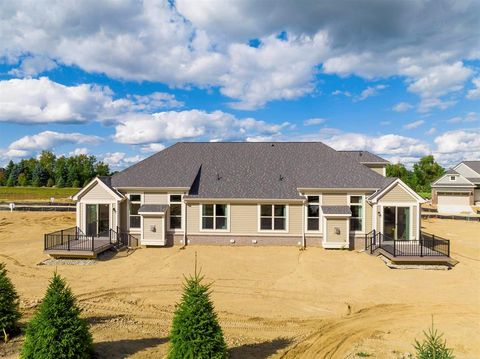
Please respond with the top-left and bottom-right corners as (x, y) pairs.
(86, 204), (98, 237)
(383, 206), (410, 240)
(85, 204), (110, 237)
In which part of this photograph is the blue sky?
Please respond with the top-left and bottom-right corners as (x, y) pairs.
(0, 0), (479, 170)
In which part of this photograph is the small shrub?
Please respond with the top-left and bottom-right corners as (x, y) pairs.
(356, 352), (372, 357)
(0, 263), (21, 342)
(414, 321), (454, 359)
(21, 272), (93, 359)
(168, 273), (227, 359)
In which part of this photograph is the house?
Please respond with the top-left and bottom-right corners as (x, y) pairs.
(70, 142), (425, 249)
(431, 161), (480, 213)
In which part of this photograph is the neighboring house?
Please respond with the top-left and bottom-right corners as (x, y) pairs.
(72, 142), (425, 249)
(431, 161), (480, 212)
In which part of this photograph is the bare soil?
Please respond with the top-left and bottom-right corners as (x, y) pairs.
(0, 212), (478, 358)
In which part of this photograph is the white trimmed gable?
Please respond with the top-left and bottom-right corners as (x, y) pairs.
(454, 163), (480, 179)
(72, 177), (123, 202)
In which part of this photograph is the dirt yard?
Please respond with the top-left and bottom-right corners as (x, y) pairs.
(0, 212), (478, 358)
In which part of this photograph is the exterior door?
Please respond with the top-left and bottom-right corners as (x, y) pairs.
(85, 204), (110, 237)
(383, 206), (410, 240)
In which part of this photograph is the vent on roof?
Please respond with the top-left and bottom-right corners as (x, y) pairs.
(217, 173), (222, 181)
(279, 175), (284, 181)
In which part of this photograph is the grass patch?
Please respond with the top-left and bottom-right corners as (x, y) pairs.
(0, 187), (78, 202)
(356, 352), (372, 357)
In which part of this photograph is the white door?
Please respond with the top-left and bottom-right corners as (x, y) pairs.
(437, 193), (470, 206)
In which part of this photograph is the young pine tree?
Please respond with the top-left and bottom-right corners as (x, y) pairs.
(414, 320), (454, 359)
(168, 273), (227, 359)
(0, 263), (21, 342)
(21, 272), (93, 359)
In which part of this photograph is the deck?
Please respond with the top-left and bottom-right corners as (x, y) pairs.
(44, 227), (138, 258)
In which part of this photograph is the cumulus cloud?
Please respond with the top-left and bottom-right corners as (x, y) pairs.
(447, 112), (478, 124)
(354, 84), (387, 102)
(392, 102), (413, 112)
(102, 152), (146, 170)
(113, 110), (290, 145)
(0, 77), (183, 124)
(404, 120), (425, 129)
(433, 129), (480, 165)
(140, 143), (166, 153)
(0, 0), (477, 109)
(467, 77), (480, 100)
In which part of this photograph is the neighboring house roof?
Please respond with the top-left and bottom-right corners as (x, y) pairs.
(112, 142), (394, 199)
(338, 150), (389, 164)
(72, 177), (124, 201)
(321, 205), (352, 215)
(138, 204), (169, 214)
(461, 161), (480, 176)
(445, 169), (459, 175)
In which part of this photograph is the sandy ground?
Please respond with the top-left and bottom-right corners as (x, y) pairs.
(0, 212), (479, 358)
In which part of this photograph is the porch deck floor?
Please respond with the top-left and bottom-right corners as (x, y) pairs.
(376, 241), (451, 264)
(45, 237), (113, 258)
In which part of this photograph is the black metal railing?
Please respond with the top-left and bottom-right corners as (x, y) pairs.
(365, 230), (450, 258)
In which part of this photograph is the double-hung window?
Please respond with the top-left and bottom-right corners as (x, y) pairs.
(129, 194), (141, 229)
(202, 204), (228, 230)
(260, 204), (286, 231)
(306, 196), (320, 231)
(169, 195), (182, 229)
(349, 195), (363, 232)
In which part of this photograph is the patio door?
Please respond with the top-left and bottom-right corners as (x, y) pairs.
(86, 204), (110, 237)
(383, 206), (410, 240)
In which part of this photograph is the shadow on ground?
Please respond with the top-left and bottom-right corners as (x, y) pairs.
(94, 337), (168, 358)
(229, 338), (293, 359)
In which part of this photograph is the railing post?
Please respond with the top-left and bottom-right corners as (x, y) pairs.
(365, 233), (367, 250)
(61, 230), (64, 245)
(432, 234), (435, 253)
(420, 236), (423, 257)
(44, 234), (47, 250)
(447, 240), (450, 257)
(92, 236), (95, 252)
(68, 235), (70, 251)
(393, 239), (396, 257)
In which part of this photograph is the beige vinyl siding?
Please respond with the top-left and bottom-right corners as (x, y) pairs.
(326, 219), (347, 243)
(364, 202), (373, 233)
(187, 202), (303, 235)
(378, 184), (416, 203)
(366, 165), (385, 176)
(434, 174), (473, 186)
(144, 192), (168, 204)
(230, 204), (257, 234)
(412, 206), (418, 239)
(142, 216), (164, 242)
(119, 201), (128, 232)
(322, 193), (347, 205)
(81, 182), (116, 201)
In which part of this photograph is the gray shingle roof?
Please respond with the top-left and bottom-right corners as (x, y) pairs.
(338, 150), (389, 163)
(462, 161), (480, 176)
(112, 142), (394, 199)
(321, 205), (352, 215)
(97, 176), (124, 198)
(138, 204), (169, 213)
(445, 169), (459, 175)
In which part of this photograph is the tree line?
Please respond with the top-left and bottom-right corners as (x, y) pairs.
(0, 151), (110, 188)
(386, 155), (445, 195)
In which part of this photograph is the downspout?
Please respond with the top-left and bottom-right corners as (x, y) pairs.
(301, 195), (306, 249)
(183, 198), (187, 248)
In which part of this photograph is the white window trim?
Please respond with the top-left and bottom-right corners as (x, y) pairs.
(128, 193), (143, 232)
(199, 203), (230, 232)
(167, 193), (183, 232)
(348, 194), (365, 234)
(257, 204), (289, 233)
(304, 194), (322, 233)
(449, 176), (456, 181)
(378, 203), (416, 240)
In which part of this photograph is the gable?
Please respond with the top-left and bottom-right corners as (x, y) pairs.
(377, 183), (418, 203)
(454, 162), (480, 178)
(74, 179), (121, 202)
(433, 173), (474, 187)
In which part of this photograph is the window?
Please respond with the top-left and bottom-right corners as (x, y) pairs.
(450, 176), (456, 181)
(307, 196), (320, 231)
(349, 196), (363, 232)
(129, 194), (141, 229)
(260, 204), (286, 231)
(202, 204), (228, 230)
(169, 194), (182, 229)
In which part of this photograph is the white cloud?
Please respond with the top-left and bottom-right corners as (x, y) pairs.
(404, 120), (425, 129)
(140, 143), (166, 153)
(466, 77), (480, 99)
(433, 129), (480, 166)
(425, 127), (436, 135)
(303, 118), (327, 126)
(447, 112), (478, 123)
(0, 77), (183, 124)
(8, 131), (102, 153)
(69, 148), (89, 156)
(0, 1), (477, 109)
(102, 152), (145, 170)
(332, 90), (351, 97)
(354, 84), (387, 102)
(392, 102), (413, 112)
(113, 110), (290, 145)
